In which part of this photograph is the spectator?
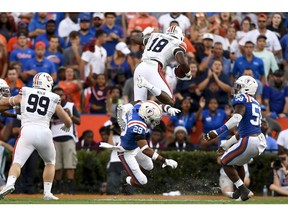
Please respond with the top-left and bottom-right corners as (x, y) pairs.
(236, 17), (251, 42)
(79, 39), (96, 82)
(147, 127), (166, 152)
(7, 21), (32, 54)
(63, 31), (83, 76)
(253, 35), (279, 81)
(76, 130), (99, 152)
(127, 29), (143, 67)
(213, 12), (240, 37)
(34, 19), (65, 49)
(106, 86), (124, 118)
(268, 149), (288, 196)
(44, 35), (65, 71)
(262, 69), (288, 119)
(242, 68), (263, 104)
(0, 12), (16, 41)
(166, 126), (194, 151)
(280, 32), (288, 80)
(277, 129), (288, 152)
(101, 12), (125, 57)
(51, 86), (81, 194)
(77, 13), (94, 46)
(261, 105), (282, 140)
(90, 12), (104, 36)
(58, 66), (83, 111)
(239, 13), (282, 56)
(127, 12), (159, 36)
(58, 12), (80, 42)
(4, 66), (24, 96)
(194, 32), (214, 64)
(28, 12), (47, 39)
(198, 59), (232, 109)
(232, 41), (265, 84)
(199, 41), (231, 76)
(267, 12), (287, 40)
(9, 31), (35, 74)
(190, 12), (211, 44)
(0, 41), (8, 79)
(108, 41), (134, 81)
(196, 97), (231, 150)
(22, 41), (57, 87)
(262, 118), (278, 154)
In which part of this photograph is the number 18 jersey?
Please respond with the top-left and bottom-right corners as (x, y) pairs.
(20, 87), (60, 128)
(142, 33), (187, 68)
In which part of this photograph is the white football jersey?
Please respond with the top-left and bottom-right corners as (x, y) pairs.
(141, 33), (187, 68)
(20, 87), (60, 128)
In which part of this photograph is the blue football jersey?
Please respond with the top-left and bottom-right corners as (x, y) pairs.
(120, 103), (149, 150)
(232, 93), (262, 137)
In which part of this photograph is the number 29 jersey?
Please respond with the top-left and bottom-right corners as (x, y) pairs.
(232, 93), (262, 137)
(142, 33), (187, 68)
(20, 87), (60, 128)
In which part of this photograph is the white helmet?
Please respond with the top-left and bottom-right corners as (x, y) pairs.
(234, 75), (258, 96)
(166, 26), (184, 41)
(138, 100), (162, 129)
(0, 79), (10, 99)
(32, 72), (54, 92)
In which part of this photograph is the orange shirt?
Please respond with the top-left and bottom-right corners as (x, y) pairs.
(128, 15), (159, 32)
(58, 81), (81, 111)
(5, 78), (24, 89)
(7, 36), (33, 53)
(184, 37), (196, 53)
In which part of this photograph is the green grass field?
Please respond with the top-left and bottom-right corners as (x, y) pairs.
(0, 194), (287, 204)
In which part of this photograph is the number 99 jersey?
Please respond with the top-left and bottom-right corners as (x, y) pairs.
(232, 93), (262, 137)
(120, 103), (150, 150)
(142, 33), (187, 68)
(20, 87), (60, 128)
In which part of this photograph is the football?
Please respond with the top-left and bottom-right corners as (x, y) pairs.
(174, 65), (186, 78)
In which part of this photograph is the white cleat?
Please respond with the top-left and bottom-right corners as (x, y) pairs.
(0, 185), (15, 199)
(137, 75), (149, 88)
(117, 104), (127, 130)
(235, 191), (254, 201)
(43, 193), (59, 200)
(225, 192), (234, 198)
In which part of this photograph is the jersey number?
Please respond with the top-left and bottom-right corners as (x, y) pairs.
(147, 38), (168, 53)
(26, 94), (50, 116)
(250, 103), (261, 126)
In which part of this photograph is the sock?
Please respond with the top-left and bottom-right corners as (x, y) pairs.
(234, 179), (244, 188)
(6, 176), (17, 186)
(66, 179), (74, 194)
(126, 177), (132, 185)
(44, 182), (52, 194)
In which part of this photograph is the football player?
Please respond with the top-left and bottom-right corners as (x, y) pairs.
(203, 75), (267, 201)
(114, 100), (178, 188)
(131, 25), (192, 107)
(0, 72), (72, 200)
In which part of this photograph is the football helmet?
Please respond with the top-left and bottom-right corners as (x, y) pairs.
(0, 79), (10, 99)
(138, 100), (162, 128)
(32, 72), (54, 92)
(166, 26), (184, 41)
(234, 75), (258, 96)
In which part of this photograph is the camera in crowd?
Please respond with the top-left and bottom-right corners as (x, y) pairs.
(273, 157), (285, 170)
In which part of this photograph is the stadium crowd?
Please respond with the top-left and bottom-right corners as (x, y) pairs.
(1, 12), (288, 195)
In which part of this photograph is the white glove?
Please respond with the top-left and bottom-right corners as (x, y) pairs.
(60, 125), (70, 132)
(16, 114), (22, 120)
(142, 27), (154, 36)
(99, 142), (125, 152)
(162, 159), (178, 169)
(167, 107), (181, 116)
(177, 71), (192, 80)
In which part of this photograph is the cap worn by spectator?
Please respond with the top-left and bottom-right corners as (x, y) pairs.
(115, 42), (131, 55)
(35, 41), (46, 49)
(93, 12), (104, 20)
(257, 34), (267, 41)
(258, 13), (268, 20)
(273, 69), (284, 77)
(203, 33), (214, 41)
(174, 126), (187, 135)
(79, 13), (91, 22)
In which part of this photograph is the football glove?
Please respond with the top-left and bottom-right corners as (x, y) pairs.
(203, 130), (218, 142)
(60, 125), (70, 132)
(177, 71), (192, 80)
(142, 27), (154, 36)
(162, 159), (178, 169)
(167, 107), (181, 116)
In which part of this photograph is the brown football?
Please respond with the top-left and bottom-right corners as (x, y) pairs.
(174, 65), (186, 78)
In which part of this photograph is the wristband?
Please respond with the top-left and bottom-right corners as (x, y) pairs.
(152, 152), (159, 160)
(163, 105), (171, 112)
(140, 145), (148, 152)
(215, 125), (228, 135)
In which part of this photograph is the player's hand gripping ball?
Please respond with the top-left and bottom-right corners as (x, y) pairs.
(174, 65), (186, 78)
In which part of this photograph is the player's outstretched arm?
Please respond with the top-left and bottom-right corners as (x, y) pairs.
(55, 104), (72, 131)
(131, 27), (153, 45)
(0, 95), (21, 111)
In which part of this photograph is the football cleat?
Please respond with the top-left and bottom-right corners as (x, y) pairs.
(43, 192), (59, 200)
(0, 185), (15, 199)
(117, 104), (127, 130)
(225, 189), (241, 199)
(236, 190), (254, 201)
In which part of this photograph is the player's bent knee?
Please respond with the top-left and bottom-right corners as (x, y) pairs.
(138, 176), (148, 185)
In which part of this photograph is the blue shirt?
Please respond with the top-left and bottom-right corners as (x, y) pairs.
(264, 135), (278, 153)
(120, 103), (149, 150)
(232, 93), (261, 137)
(9, 48), (36, 69)
(35, 33), (66, 49)
(280, 34), (288, 61)
(201, 56), (231, 76)
(28, 16), (47, 33)
(262, 83), (288, 114)
(232, 55), (265, 80)
(24, 57), (56, 87)
(202, 108), (227, 133)
(101, 24), (124, 56)
(169, 112), (196, 134)
(44, 50), (65, 71)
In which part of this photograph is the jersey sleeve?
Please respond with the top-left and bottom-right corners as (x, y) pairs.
(232, 94), (248, 106)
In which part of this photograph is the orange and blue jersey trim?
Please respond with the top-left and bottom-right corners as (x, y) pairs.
(221, 136), (249, 165)
(244, 94), (251, 102)
(127, 120), (147, 129)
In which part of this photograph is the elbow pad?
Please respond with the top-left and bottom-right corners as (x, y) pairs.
(225, 113), (242, 129)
